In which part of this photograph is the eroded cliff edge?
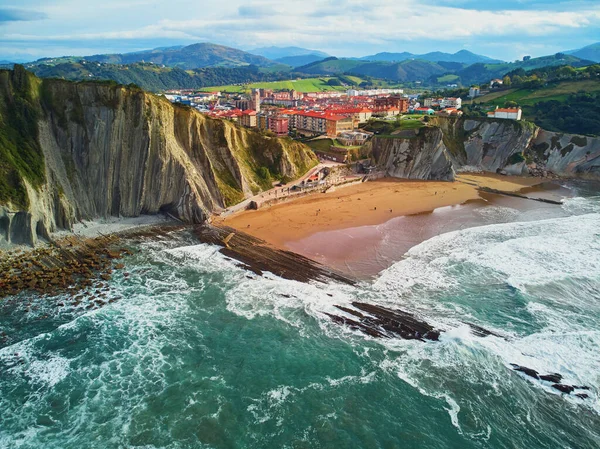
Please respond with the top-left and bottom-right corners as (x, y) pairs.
(0, 66), (317, 245)
(373, 117), (600, 181)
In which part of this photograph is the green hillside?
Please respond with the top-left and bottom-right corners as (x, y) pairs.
(468, 76), (600, 136)
(295, 57), (364, 75)
(349, 60), (449, 82)
(75, 43), (278, 69)
(199, 77), (367, 93)
(473, 80), (600, 107)
(454, 54), (592, 85)
(28, 62), (290, 92)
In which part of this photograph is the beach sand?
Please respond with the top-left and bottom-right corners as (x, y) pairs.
(219, 173), (543, 249)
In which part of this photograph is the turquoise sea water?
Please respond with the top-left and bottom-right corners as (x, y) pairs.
(1, 183), (600, 448)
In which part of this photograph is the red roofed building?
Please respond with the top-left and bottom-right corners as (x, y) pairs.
(374, 95), (409, 113)
(269, 117), (289, 136)
(487, 107), (522, 121)
(295, 111), (353, 137)
(240, 110), (257, 128)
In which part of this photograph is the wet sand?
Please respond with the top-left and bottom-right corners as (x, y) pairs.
(219, 174), (570, 278)
(220, 173), (543, 247)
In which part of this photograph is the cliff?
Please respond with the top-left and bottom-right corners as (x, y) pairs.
(433, 117), (600, 178)
(371, 128), (455, 181)
(0, 66), (317, 245)
(372, 117), (600, 182)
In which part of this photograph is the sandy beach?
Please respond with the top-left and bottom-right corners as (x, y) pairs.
(219, 173), (544, 249)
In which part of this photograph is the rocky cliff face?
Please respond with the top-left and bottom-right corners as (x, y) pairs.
(434, 117), (600, 178)
(371, 128), (455, 181)
(372, 117), (600, 182)
(531, 130), (600, 179)
(0, 67), (317, 245)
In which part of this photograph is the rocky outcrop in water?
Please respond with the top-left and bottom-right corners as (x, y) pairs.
(371, 127), (455, 181)
(0, 66), (317, 245)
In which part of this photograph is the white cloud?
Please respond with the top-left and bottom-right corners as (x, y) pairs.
(1, 0), (599, 60)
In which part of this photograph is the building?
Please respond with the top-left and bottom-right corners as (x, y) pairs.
(423, 97), (444, 108)
(295, 111), (353, 137)
(240, 110), (257, 128)
(487, 107), (522, 121)
(347, 88), (404, 97)
(337, 131), (372, 146)
(440, 98), (462, 109)
(268, 117), (289, 136)
(436, 108), (463, 117)
(234, 99), (252, 111)
(490, 79), (504, 88)
(415, 107), (435, 115)
(374, 95), (409, 113)
(469, 87), (481, 98)
(251, 89), (261, 112)
(326, 115), (353, 137)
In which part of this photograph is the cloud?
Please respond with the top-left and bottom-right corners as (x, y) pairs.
(1, 0), (599, 61)
(0, 8), (47, 23)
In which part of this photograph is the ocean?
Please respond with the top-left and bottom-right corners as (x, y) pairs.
(1, 181), (599, 448)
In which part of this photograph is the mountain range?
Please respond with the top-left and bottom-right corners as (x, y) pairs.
(81, 43), (277, 69)
(359, 50), (502, 64)
(16, 41), (600, 91)
(567, 42), (600, 63)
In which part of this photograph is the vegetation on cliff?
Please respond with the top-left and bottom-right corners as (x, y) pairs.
(0, 67), (318, 234)
(0, 66), (45, 208)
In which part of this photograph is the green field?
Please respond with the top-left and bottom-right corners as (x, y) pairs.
(437, 74), (460, 83)
(199, 77), (353, 93)
(473, 80), (600, 107)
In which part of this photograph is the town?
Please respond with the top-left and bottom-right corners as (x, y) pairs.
(163, 82), (522, 146)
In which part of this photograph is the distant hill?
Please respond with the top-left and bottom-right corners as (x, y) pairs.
(294, 57), (365, 75)
(360, 50), (502, 64)
(28, 61), (287, 92)
(349, 60), (450, 82)
(250, 46), (329, 60)
(275, 54), (327, 67)
(454, 53), (593, 85)
(567, 42), (600, 63)
(294, 56), (454, 82)
(80, 43), (277, 69)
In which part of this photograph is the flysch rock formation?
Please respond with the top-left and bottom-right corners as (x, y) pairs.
(374, 116), (600, 181)
(0, 66), (317, 245)
(371, 127), (455, 181)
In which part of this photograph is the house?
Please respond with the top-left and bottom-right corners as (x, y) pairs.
(487, 107), (522, 121)
(436, 108), (463, 117)
(337, 131), (372, 146)
(240, 110), (257, 128)
(440, 97), (462, 109)
(415, 107), (435, 115)
(469, 87), (480, 98)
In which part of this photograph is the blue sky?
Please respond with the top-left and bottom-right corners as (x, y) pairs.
(0, 0), (599, 62)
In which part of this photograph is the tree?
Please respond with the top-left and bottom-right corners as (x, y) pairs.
(504, 101), (518, 109)
(523, 55), (531, 61)
(502, 75), (512, 87)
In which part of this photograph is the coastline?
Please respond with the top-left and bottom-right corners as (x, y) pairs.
(218, 173), (544, 250)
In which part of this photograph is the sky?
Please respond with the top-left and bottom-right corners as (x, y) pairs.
(0, 0), (599, 62)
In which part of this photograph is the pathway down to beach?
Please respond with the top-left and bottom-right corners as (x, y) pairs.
(219, 173), (543, 249)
